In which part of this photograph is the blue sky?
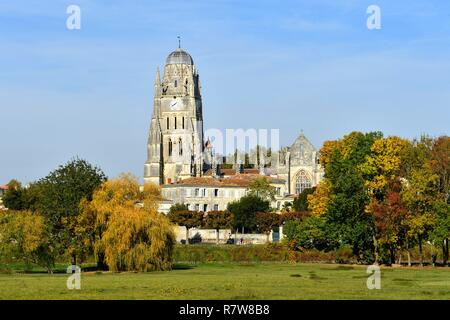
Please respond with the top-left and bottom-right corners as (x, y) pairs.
(1, 0), (449, 183)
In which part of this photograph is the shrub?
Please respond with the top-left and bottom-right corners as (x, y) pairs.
(283, 215), (331, 251)
(335, 245), (354, 264)
(173, 244), (358, 264)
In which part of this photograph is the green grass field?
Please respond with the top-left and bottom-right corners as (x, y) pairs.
(1, 263), (450, 300)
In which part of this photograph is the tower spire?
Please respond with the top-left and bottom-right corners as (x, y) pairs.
(155, 67), (161, 85)
(177, 35), (181, 48)
(154, 67), (161, 97)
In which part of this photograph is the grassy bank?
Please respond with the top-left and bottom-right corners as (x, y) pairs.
(1, 263), (449, 299)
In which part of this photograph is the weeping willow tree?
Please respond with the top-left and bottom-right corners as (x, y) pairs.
(101, 206), (175, 271)
(78, 173), (175, 272)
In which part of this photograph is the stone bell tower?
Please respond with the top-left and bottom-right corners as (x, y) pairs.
(144, 46), (204, 185)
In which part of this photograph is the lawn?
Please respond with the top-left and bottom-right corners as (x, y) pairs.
(1, 263), (450, 300)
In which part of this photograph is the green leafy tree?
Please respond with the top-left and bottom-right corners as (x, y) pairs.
(167, 210), (203, 244)
(292, 187), (315, 212)
(256, 212), (280, 242)
(429, 201), (450, 265)
(323, 131), (382, 263)
(228, 195), (270, 233)
(428, 136), (450, 265)
(204, 211), (234, 244)
(32, 158), (106, 266)
(248, 177), (276, 201)
(2, 180), (25, 210)
(169, 203), (189, 215)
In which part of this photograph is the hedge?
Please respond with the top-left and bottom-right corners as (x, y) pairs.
(174, 243), (357, 264)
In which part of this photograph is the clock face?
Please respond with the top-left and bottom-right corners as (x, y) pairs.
(169, 99), (177, 110)
(169, 98), (183, 111)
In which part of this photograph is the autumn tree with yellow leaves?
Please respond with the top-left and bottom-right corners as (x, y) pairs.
(361, 136), (409, 196)
(77, 174), (175, 272)
(401, 164), (440, 266)
(307, 180), (331, 216)
(360, 136), (410, 264)
(0, 210), (51, 271)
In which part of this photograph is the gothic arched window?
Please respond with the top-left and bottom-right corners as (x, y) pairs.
(179, 138), (183, 156)
(166, 117), (169, 130)
(295, 171), (311, 194)
(174, 117), (177, 129)
(182, 117), (185, 129)
(168, 138), (173, 157)
(174, 80), (178, 87)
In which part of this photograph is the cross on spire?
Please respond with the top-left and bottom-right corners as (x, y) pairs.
(177, 36), (181, 48)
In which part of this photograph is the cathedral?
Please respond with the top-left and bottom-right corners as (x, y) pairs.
(144, 46), (324, 210)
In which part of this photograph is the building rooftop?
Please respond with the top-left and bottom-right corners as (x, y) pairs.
(166, 48), (194, 65)
(163, 174), (285, 188)
(204, 168), (260, 177)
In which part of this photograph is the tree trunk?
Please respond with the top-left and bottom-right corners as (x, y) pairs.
(97, 251), (107, 271)
(266, 232), (270, 243)
(390, 247), (395, 266)
(72, 254), (77, 267)
(418, 235), (423, 267)
(47, 262), (53, 274)
(443, 238), (449, 267)
(372, 235), (379, 265)
(186, 227), (189, 245)
(216, 228), (220, 245)
(406, 238), (411, 267)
